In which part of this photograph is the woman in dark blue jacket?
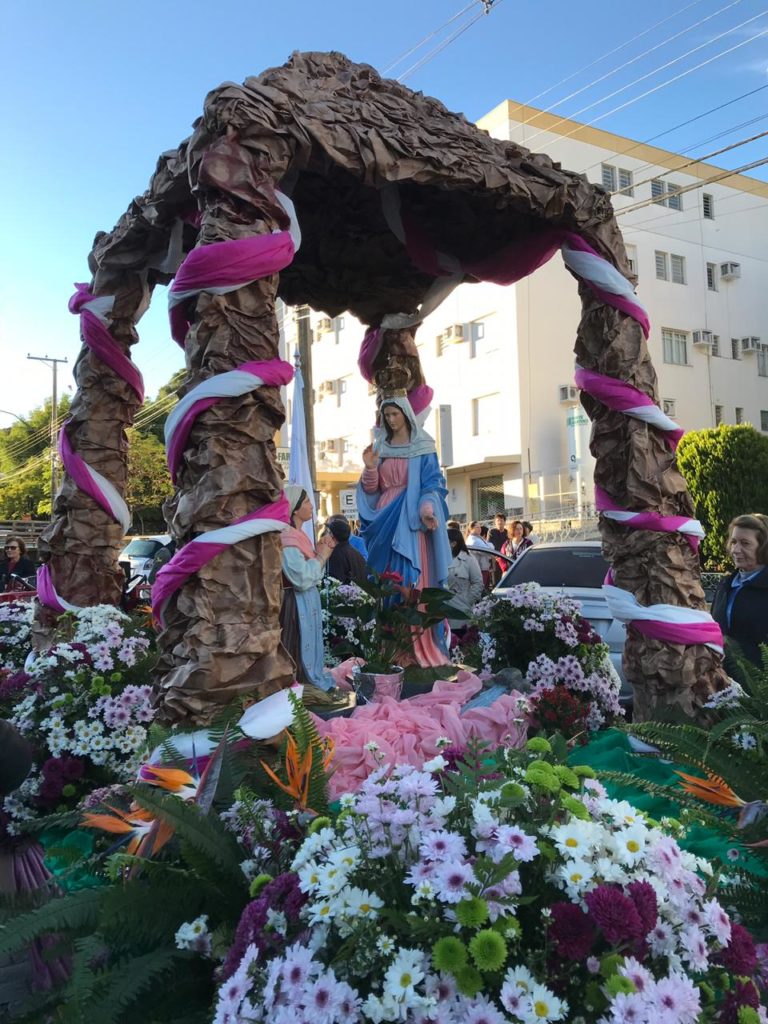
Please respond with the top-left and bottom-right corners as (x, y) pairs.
(711, 514), (768, 666)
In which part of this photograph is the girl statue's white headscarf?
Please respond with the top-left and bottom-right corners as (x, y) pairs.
(373, 396), (437, 460)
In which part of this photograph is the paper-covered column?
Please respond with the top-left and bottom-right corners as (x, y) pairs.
(37, 272), (148, 614)
(573, 283), (728, 720)
(152, 132), (297, 725)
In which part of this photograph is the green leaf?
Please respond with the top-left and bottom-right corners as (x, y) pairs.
(0, 885), (102, 956)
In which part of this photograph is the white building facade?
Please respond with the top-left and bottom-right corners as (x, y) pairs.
(280, 101), (768, 523)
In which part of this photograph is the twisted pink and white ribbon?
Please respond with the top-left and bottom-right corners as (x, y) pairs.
(595, 486), (704, 551)
(151, 494), (291, 627)
(164, 359), (294, 482)
(168, 191), (300, 346)
(575, 367), (684, 449)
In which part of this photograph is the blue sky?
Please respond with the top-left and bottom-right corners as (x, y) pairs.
(1, 0), (766, 424)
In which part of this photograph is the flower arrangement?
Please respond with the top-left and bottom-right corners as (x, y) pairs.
(464, 585), (623, 735)
(0, 598), (34, 672)
(320, 571), (458, 674)
(0, 603), (156, 834)
(211, 737), (767, 1024)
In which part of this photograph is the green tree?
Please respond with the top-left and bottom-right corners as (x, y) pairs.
(126, 429), (174, 533)
(0, 396), (70, 518)
(677, 424), (768, 569)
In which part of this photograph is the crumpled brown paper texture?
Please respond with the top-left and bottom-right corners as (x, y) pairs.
(44, 51), (724, 723)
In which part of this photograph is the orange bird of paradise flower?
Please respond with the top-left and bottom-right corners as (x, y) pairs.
(80, 805), (173, 858)
(675, 770), (746, 808)
(260, 733), (333, 811)
(138, 764), (200, 801)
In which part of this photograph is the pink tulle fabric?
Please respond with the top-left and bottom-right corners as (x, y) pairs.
(314, 671), (528, 799)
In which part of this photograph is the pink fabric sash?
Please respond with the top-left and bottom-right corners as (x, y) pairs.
(152, 495), (291, 625)
(575, 367), (684, 449)
(69, 284), (145, 402)
(166, 359), (294, 482)
(169, 233), (296, 345)
(595, 486), (701, 551)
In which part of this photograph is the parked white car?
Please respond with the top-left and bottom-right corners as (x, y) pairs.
(493, 541), (630, 704)
(119, 535), (172, 579)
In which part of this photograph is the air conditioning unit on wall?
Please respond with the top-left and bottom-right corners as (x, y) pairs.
(741, 337), (761, 354)
(316, 317), (333, 333)
(720, 262), (741, 280)
(559, 385), (579, 404)
(443, 324), (465, 343)
(692, 330), (714, 347)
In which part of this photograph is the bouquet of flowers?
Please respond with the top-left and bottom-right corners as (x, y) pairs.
(0, 598), (34, 672)
(0, 603), (157, 834)
(465, 585), (623, 735)
(321, 571), (458, 674)
(213, 737), (766, 1023)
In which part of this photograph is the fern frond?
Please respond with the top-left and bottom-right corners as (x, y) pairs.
(0, 886), (102, 956)
(79, 947), (186, 1024)
(131, 786), (243, 878)
(288, 691), (330, 815)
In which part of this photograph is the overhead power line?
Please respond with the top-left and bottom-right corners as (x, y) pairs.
(397, 0), (504, 82)
(535, 23), (768, 153)
(616, 154), (768, 215)
(611, 128), (768, 197)
(383, 2), (477, 74)
(578, 81), (768, 175)
(519, 0), (741, 131)
(524, 8), (768, 149)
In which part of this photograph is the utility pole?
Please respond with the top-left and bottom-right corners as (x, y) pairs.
(27, 354), (68, 509)
(295, 307), (316, 492)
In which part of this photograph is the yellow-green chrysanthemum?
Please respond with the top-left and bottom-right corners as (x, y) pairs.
(455, 897), (489, 928)
(469, 929), (507, 972)
(432, 936), (468, 973)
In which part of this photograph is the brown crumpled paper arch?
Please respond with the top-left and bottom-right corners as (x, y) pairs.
(39, 51), (726, 723)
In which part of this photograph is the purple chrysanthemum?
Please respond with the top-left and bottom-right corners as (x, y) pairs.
(549, 902), (596, 960)
(626, 880), (658, 937)
(716, 922), (757, 975)
(584, 885), (644, 945)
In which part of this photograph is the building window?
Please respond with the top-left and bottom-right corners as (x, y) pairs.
(618, 168), (634, 197)
(625, 244), (637, 276)
(655, 251), (668, 280)
(762, 411), (768, 433)
(601, 164), (617, 191)
(651, 179), (683, 210)
(735, 407), (744, 424)
(706, 263), (718, 291)
(732, 338), (741, 360)
(602, 163), (634, 196)
(670, 254), (686, 285)
(714, 405), (723, 426)
(472, 393), (501, 436)
(703, 193), (714, 219)
(758, 348), (768, 377)
(662, 329), (689, 366)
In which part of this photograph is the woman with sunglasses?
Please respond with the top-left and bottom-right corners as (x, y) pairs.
(0, 537), (36, 592)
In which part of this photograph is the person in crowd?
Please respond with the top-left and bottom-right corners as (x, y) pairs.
(325, 517), (369, 587)
(711, 513), (768, 666)
(280, 485), (337, 690)
(148, 540), (176, 584)
(502, 520), (533, 562)
(465, 521), (496, 588)
(327, 514), (368, 559)
(0, 538), (36, 592)
(357, 394), (451, 666)
(522, 520), (538, 545)
(446, 528), (483, 634)
(488, 513), (507, 551)
(446, 519), (462, 531)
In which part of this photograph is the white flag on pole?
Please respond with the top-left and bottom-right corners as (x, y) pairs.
(288, 359), (316, 544)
